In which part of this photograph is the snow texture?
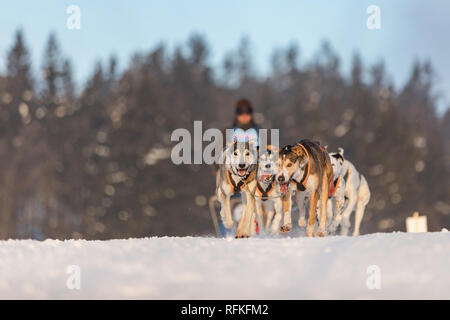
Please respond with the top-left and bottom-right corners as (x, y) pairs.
(0, 232), (449, 299)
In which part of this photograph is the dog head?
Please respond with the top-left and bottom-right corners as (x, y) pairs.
(257, 145), (279, 182)
(329, 150), (345, 180)
(276, 144), (308, 194)
(225, 140), (257, 177)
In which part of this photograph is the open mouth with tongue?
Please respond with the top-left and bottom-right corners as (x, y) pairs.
(258, 172), (274, 183)
(237, 168), (248, 176)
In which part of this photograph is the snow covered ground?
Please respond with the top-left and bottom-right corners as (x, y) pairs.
(0, 231), (449, 299)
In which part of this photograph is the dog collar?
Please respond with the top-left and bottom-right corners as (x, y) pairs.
(290, 142), (311, 191)
(256, 177), (276, 201)
(227, 170), (253, 193)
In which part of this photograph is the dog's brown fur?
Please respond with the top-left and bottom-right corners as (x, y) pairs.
(277, 139), (333, 237)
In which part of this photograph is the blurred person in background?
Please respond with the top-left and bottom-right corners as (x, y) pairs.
(228, 98), (259, 145)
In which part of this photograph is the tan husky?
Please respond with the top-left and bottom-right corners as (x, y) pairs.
(216, 140), (258, 238)
(275, 139), (333, 237)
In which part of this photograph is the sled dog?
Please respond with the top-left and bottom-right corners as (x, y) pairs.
(295, 150), (347, 235)
(254, 145), (283, 234)
(216, 140), (257, 238)
(328, 148), (371, 236)
(276, 139), (333, 237)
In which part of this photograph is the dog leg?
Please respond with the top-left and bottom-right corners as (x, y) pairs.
(270, 200), (282, 235)
(280, 190), (293, 233)
(326, 198), (335, 234)
(317, 174), (329, 237)
(236, 193), (249, 238)
(353, 178), (370, 236)
(264, 201), (275, 233)
(340, 189), (357, 236)
(306, 190), (319, 237)
(218, 188), (234, 229)
(296, 191), (307, 228)
(329, 196), (344, 234)
(254, 198), (265, 236)
(327, 198), (333, 224)
(352, 199), (366, 237)
(236, 192), (255, 238)
(250, 211), (258, 236)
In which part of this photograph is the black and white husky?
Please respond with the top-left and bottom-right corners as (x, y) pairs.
(254, 145), (283, 235)
(328, 148), (371, 236)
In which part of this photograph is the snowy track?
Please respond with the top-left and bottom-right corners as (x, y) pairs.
(0, 232), (449, 299)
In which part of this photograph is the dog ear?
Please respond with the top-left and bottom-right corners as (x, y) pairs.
(266, 144), (280, 155)
(225, 140), (236, 151)
(331, 152), (344, 164)
(337, 147), (344, 156)
(291, 144), (305, 158)
(248, 139), (258, 152)
(223, 140), (237, 163)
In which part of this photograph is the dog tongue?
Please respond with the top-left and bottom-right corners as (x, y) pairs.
(238, 169), (246, 175)
(280, 184), (288, 194)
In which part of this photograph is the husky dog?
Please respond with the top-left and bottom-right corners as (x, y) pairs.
(276, 139), (333, 237)
(295, 150), (347, 235)
(216, 140), (258, 238)
(254, 145), (283, 235)
(328, 148), (371, 236)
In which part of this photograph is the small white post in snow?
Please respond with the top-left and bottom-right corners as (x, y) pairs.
(406, 211), (427, 233)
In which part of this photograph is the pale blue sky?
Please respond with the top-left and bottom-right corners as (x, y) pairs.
(0, 0), (449, 113)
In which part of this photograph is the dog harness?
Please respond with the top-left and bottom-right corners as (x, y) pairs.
(328, 176), (341, 198)
(227, 170), (253, 193)
(290, 143), (311, 191)
(256, 178), (276, 201)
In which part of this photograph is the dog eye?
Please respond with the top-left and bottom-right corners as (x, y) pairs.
(287, 163), (292, 167)
(245, 151), (249, 156)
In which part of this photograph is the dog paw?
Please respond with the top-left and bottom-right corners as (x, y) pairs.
(270, 227), (280, 235)
(340, 219), (350, 228)
(327, 227), (337, 235)
(280, 224), (292, 233)
(317, 228), (326, 237)
(223, 219), (234, 229)
(327, 223), (338, 233)
(306, 225), (315, 237)
(234, 234), (250, 239)
(298, 217), (306, 227)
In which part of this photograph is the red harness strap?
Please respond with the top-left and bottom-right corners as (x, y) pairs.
(328, 176), (341, 198)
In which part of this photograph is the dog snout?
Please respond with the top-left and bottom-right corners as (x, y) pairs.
(278, 175), (285, 183)
(238, 163), (246, 169)
(265, 163), (271, 169)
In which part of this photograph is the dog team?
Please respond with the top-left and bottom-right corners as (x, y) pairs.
(215, 139), (371, 239)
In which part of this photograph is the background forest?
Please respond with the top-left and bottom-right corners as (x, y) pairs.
(0, 30), (449, 239)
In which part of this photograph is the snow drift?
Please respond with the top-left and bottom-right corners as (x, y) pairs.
(0, 232), (449, 299)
